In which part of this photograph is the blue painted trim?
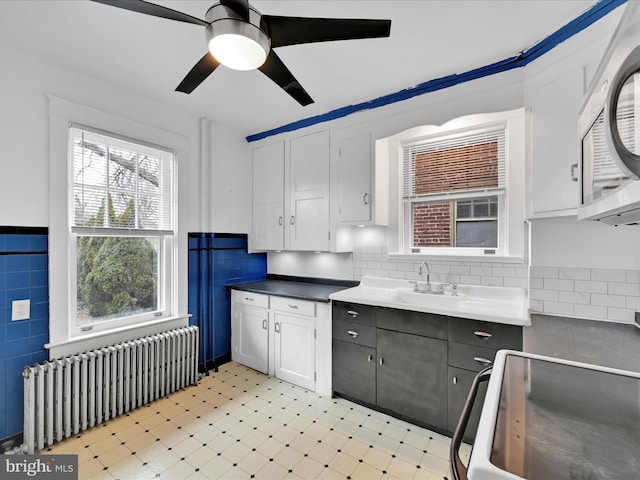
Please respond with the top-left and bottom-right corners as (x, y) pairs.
(246, 0), (626, 143)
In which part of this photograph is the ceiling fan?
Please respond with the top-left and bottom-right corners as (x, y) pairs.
(91, 0), (392, 106)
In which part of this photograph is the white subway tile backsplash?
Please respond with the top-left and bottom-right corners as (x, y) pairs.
(529, 265), (640, 324)
(627, 271), (640, 284)
(574, 304), (608, 319)
(529, 277), (543, 289)
(558, 267), (591, 281)
(530, 289), (559, 302)
(544, 302), (574, 316)
(558, 291), (590, 305)
(590, 293), (626, 308)
(608, 282), (640, 296)
(543, 278), (574, 291)
(574, 280), (608, 294)
(607, 307), (634, 322)
(470, 266), (493, 277)
(504, 277), (528, 289)
(481, 276), (504, 286)
(529, 299), (544, 312)
(626, 296), (640, 310)
(460, 275), (482, 284)
(492, 267), (516, 277)
(530, 266), (558, 278)
(591, 268), (626, 282)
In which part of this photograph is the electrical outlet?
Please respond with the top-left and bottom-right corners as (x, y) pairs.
(11, 299), (30, 321)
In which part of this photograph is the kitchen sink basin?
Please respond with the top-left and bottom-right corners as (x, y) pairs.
(329, 276), (530, 326)
(392, 288), (463, 307)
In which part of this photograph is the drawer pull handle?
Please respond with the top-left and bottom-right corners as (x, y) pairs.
(288, 304), (299, 310)
(367, 355), (373, 362)
(275, 322), (280, 333)
(452, 376), (457, 385)
(379, 358), (384, 366)
(473, 331), (492, 340)
(347, 330), (359, 338)
(347, 310), (359, 318)
(262, 319), (267, 330)
(474, 356), (493, 365)
(245, 297), (254, 302)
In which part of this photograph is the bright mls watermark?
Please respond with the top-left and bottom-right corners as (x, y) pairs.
(1, 455), (77, 480)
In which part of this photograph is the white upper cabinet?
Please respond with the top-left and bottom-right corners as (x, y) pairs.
(252, 141), (285, 250)
(251, 130), (330, 252)
(336, 133), (372, 223)
(289, 131), (330, 251)
(528, 68), (584, 218)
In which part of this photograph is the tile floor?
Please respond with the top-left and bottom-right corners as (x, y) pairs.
(46, 361), (470, 480)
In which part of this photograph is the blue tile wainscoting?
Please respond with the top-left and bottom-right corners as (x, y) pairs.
(0, 226), (49, 448)
(188, 233), (266, 373)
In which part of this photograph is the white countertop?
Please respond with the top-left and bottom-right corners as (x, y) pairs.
(329, 276), (530, 327)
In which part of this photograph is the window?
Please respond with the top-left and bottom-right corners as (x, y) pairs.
(70, 126), (175, 334)
(403, 128), (505, 254)
(380, 109), (525, 258)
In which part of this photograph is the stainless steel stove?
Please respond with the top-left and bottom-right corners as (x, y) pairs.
(451, 350), (640, 480)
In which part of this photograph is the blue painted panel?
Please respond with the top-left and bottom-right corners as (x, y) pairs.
(187, 233), (266, 370)
(0, 229), (50, 441)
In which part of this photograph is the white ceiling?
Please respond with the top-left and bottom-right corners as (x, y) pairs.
(0, 0), (600, 137)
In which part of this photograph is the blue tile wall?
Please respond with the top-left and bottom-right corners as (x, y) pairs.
(188, 233), (266, 370)
(0, 227), (49, 443)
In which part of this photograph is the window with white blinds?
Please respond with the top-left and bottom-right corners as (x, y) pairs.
(69, 126), (176, 332)
(71, 126), (175, 233)
(402, 128), (505, 200)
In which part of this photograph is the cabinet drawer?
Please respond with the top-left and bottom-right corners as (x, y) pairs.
(271, 296), (316, 317)
(332, 318), (376, 347)
(448, 342), (497, 372)
(448, 317), (522, 350)
(233, 290), (269, 309)
(376, 307), (448, 340)
(332, 301), (376, 327)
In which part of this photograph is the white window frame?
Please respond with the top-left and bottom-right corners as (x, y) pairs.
(382, 109), (525, 260)
(48, 96), (189, 358)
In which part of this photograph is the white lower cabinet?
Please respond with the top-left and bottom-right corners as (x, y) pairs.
(273, 312), (316, 390)
(231, 291), (269, 374)
(231, 289), (331, 395)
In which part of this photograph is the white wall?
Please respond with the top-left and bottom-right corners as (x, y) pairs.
(0, 44), (252, 355)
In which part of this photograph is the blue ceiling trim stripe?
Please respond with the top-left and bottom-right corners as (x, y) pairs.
(246, 0), (626, 143)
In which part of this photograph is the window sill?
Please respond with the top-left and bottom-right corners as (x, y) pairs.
(387, 252), (526, 264)
(46, 315), (191, 359)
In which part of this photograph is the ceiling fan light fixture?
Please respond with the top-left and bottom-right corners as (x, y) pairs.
(208, 31), (268, 70)
(205, 5), (270, 71)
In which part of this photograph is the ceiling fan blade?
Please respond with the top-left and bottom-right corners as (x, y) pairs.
(220, 0), (250, 22)
(175, 53), (221, 94)
(258, 51), (314, 106)
(90, 0), (208, 26)
(261, 16), (391, 48)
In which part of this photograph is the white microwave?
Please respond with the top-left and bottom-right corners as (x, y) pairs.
(578, 1), (640, 225)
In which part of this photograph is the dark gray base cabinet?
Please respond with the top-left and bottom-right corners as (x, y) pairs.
(332, 300), (523, 442)
(332, 339), (376, 404)
(377, 329), (447, 431)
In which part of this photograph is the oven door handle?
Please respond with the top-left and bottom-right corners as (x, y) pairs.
(450, 366), (493, 480)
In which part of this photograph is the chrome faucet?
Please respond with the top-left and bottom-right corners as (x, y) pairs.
(419, 261), (431, 293)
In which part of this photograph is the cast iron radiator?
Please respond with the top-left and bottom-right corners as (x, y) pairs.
(22, 326), (199, 454)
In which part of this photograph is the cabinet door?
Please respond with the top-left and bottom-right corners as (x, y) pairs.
(289, 131), (330, 251)
(332, 339), (376, 404)
(529, 68), (583, 216)
(273, 313), (315, 390)
(447, 366), (488, 443)
(233, 304), (269, 374)
(337, 133), (372, 223)
(252, 142), (284, 250)
(377, 329), (448, 430)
